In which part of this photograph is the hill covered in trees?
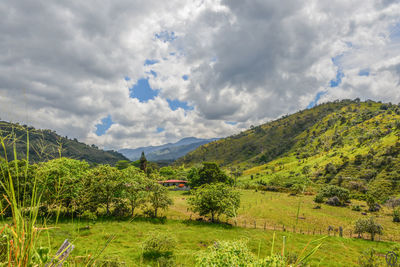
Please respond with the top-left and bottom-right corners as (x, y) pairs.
(0, 121), (127, 165)
(176, 99), (400, 199)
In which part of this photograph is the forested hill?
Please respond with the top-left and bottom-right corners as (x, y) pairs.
(0, 121), (128, 165)
(176, 99), (400, 169)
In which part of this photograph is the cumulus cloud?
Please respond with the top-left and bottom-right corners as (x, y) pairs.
(0, 0), (399, 149)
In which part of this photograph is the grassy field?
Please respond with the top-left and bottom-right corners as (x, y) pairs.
(36, 189), (400, 266)
(167, 190), (400, 242)
(41, 218), (398, 266)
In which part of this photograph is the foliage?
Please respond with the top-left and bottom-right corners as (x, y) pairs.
(145, 182), (173, 217)
(142, 232), (177, 260)
(393, 208), (400, 223)
(37, 158), (89, 212)
(188, 162), (233, 188)
(354, 217), (383, 241)
(315, 185), (350, 206)
(188, 183), (240, 222)
(121, 166), (148, 216)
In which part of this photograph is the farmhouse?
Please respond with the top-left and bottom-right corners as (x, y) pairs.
(158, 179), (189, 190)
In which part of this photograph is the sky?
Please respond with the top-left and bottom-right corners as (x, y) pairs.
(0, 0), (399, 150)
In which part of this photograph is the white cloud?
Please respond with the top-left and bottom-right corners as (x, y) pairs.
(0, 0), (399, 149)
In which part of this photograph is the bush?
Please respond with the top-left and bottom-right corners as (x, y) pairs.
(142, 232), (177, 260)
(314, 194), (324, 204)
(326, 196), (341, 206)
(316, 185), (350, 206)
(393, 208), (400, 223)
(195, 240), (286, 267)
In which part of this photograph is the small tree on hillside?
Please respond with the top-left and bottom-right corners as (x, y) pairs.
(188, 183), (240, 222)
(354, 217), (383, 241)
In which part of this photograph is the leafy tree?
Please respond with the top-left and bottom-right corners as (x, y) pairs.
(139, 151), (147, 173)
(146, 182), (172, 217)
(121, 166), (147, 216)
(84, 165), (124, 215)
(188, 183), (240, 222)
(354, 217), (383, 241)
(37, 158), (89, 211)
(188, 162), (232, 188)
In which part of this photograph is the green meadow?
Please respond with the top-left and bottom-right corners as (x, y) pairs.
(37, 189), (400, 266)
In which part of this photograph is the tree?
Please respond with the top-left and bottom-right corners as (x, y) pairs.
(188, 183), (240, 222)
(139, 151), (147, 173)
(37, 158), (89, 211)
(146, 182), (172, 217)
(84, 165), (124, 215)
(121, 166), (147, 216)
(188, 162), (233, 188)
(314, 185), (349, 206)
(354, 217), (383, 241)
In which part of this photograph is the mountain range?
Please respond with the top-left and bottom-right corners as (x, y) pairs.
(119, 137), (219, 162)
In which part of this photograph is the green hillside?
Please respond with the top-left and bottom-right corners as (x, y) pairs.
(176, 99), (400, 198)
(0, 121), (127, 165)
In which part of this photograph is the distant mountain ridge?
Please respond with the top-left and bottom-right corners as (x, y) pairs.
(119, 137), (219, 162)
(0, 121), (128, 165)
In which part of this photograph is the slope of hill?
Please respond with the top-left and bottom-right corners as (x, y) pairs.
(119, 137), (218, 162)
(176, 100), (400, 198)
(0, 121), (128, 165)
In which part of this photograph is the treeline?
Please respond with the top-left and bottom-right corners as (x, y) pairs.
(0, 158), (173, 220)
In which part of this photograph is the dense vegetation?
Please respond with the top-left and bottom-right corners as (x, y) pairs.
(0, 121), (127, 165)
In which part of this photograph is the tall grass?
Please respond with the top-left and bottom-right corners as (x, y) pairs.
(0, 126), (43, 265)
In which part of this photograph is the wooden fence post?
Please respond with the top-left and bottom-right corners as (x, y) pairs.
(264, 221), (266, 230)
(254, 221), (256, 229)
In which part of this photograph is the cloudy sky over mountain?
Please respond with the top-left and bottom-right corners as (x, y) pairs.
(1, 0), (399, 149)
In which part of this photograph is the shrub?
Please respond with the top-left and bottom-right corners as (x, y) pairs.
(316, 185), (350, 206)
(142, 232), (177, 260)
(314, 194), (324, 204)
(326, 196), (341, 206)
(393, 208), (400, 223)
(195, 240), (286, 267)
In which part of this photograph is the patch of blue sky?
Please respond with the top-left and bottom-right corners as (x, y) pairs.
(330, 55), (344, 87)
(155, 31), (177, 43)
(225, 121), (237, 125)
(167, 99), (193, 111)
(95, 114), (114, 136)
(358, 69), (370, 76)
(129, 78), (159, 102)
(389, 22), (400, 41)
(156, 127), (165, 133)
(307, 91), (327, 109)
(144, 59), (159, 66)
(330, 70), (344, 87)
(124, 76), (131, 81)
(182, 75), (189, 81)
(150, 70), (157, 77)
